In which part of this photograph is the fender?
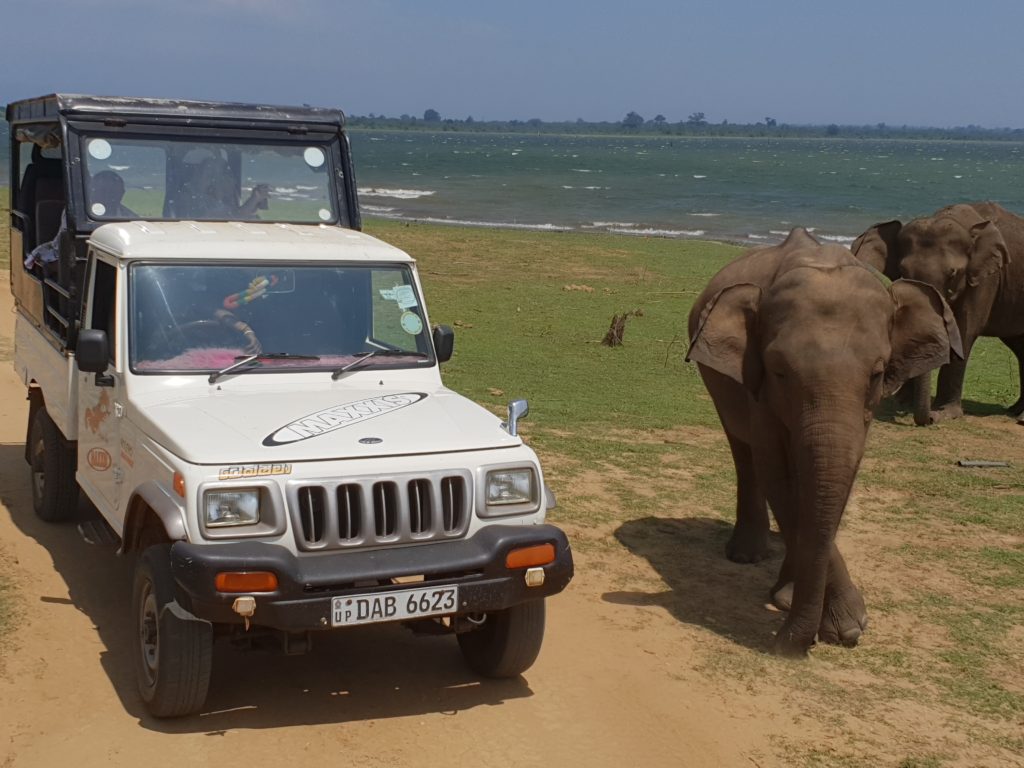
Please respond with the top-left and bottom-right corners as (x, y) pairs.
(121, 480), (188, 553)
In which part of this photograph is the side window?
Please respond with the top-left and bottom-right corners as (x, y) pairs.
(91, 260), (118, 364)
(15, 137), (65, 258)
(83, 138), (166, 220)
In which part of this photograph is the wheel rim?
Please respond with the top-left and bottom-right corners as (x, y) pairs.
(138, 581), (159, 687)
(30, 432), (45, 505)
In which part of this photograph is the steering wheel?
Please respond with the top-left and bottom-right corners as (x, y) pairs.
(169, 311), (262, 356)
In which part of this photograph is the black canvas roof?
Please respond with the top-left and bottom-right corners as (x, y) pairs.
(6, 94), (345, 129)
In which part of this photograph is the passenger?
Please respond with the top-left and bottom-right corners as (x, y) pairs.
(89, 170), (138, 218)
(23, 211), (64, 275)
(189, 158), (270, 219)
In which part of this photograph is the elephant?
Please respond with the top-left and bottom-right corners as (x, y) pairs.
(686, 228), (962, 657)
(852, 202), (1024, 425)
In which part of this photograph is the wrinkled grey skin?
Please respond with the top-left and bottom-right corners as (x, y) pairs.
(687, 229), (961, 657)
(852, 202), (1024, 424)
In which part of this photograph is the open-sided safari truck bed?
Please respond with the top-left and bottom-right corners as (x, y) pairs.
(6, 93), (361, 352)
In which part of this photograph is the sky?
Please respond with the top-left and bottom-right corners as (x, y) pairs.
(3, 0), (1024, 128)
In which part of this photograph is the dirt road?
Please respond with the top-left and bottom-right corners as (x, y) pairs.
(0, 277), (798, 768)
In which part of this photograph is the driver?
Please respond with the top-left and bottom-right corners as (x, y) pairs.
(189, 158), (270, 220)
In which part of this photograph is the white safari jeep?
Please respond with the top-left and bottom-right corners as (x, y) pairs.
(6, 95), (573, 717)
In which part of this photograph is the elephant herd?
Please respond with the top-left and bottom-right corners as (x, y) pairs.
(686, 201), (1024, 658)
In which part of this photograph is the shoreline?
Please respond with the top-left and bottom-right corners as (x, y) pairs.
(360, 211), (855, 249)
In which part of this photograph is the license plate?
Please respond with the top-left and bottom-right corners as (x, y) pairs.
(331, 585), (459, 627)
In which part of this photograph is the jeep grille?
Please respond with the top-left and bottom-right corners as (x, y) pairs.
(289, 472), (471, 550)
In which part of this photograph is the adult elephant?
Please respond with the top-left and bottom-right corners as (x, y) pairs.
(687, 229), (961, 657)
(852, 202), (1024, 425)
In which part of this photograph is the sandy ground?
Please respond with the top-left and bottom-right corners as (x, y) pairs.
(1, 271), (1020, 768)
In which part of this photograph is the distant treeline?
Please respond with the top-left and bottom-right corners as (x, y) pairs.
(2, 112), (1024, 158)
(348, 112), (1024, 141)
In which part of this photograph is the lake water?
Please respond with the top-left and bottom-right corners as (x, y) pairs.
(350, 131), (1024, 245)
(5, 128), (1024, 245)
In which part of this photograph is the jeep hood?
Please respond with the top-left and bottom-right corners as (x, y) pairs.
(129, 385), (520, 464)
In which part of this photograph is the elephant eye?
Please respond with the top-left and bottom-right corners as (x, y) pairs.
(868, 368), (884, 399)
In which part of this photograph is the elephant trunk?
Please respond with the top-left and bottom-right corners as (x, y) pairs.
(777, 406), (866, 654)
(911, 371), (932, 427)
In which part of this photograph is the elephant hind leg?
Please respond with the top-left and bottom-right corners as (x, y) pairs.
(999, 335), (1024, 416)
(724, 434), (770, 564)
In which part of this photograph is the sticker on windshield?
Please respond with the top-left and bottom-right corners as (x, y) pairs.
(304, 147), (326, 168)
(88, 138), (112, 160)
(263, 393), (427, 446)
(378, 284), (418, 309)
(400, 311), (423, 335)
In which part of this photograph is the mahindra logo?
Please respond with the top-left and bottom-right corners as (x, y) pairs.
(87, 447), (112, 471)
(263, 393), (427, 446)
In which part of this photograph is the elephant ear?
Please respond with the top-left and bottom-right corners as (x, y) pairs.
(967, 220), (1010, 287)
(851, 220), (902, 278)
(884, 279), (964, 397)
(686, 283), (762, 392)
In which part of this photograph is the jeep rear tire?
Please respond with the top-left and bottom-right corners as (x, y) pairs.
(29, 407), (79, 522)
(457, 599), (546, 678)
(133, 545), (213, 717)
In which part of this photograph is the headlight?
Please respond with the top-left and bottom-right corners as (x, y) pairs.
(486, 468), (535, 506)
(205, 489), (261, 527)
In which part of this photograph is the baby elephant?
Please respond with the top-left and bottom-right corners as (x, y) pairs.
(687, 229), (961, 657)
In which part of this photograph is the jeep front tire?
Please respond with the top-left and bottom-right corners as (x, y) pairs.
(133, 545), (213, 717)
(457, 599), (546, 678)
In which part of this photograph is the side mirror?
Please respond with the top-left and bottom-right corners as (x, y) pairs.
(433, 325), (454, 363)
(503, 399), (529, 436)
(76, 329), (110, 374)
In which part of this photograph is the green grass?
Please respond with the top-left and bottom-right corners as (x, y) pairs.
(368, 219), (739, 432)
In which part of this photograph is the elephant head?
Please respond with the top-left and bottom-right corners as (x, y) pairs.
(852, 204), (1010, 306)
(687, 271), (961, 414)
(852, 204), (1003, 423)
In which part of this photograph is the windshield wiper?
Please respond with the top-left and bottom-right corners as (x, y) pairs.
(331, 350), (429, 380)
(209, 352), (321, 384)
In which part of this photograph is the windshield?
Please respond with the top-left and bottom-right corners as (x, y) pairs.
(80, 135), (338, 224)
(129, 263), (432, 374)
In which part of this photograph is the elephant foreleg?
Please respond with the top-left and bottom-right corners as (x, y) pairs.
(749, 439), (797, 606)
(817, 548), (868, 647)
(999, 335), (1024, 416)
(932, 334), (976, 421)
(724, 434), (770, 563)
(763, 541), (867, 647)
(911, 371), (932, 427)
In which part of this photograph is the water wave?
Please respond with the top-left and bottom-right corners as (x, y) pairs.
(359, 188), (436, 199)
(607, 227), (706, 238)
(404, 216), (571, 232)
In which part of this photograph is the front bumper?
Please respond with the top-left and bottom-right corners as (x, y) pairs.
(169, 524), (573, 631)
